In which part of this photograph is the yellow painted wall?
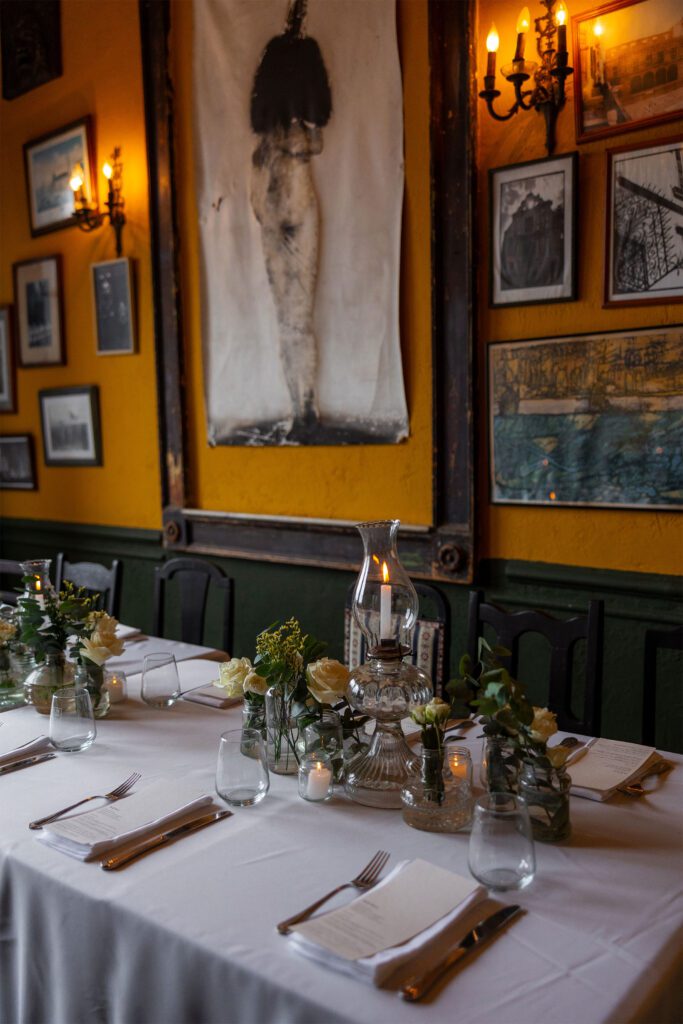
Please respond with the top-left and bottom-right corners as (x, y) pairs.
(0, 0), (160, 529)
(476, 0), (683, 575)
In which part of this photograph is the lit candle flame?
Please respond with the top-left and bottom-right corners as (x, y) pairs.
(382, 561), (390, 584)
(35, 578), (42, 592)
(102, 161), (113, 180)
(593, 19), (603, 37)
(486, 23), (499, 53)
(556, 1), (568, 26)
(516, 6), (531, 33)
(69, 165), (84, 192)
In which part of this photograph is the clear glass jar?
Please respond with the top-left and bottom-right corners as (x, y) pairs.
(401, 747), (473, 833)
(304, 710), (344, 782)
(480, 735), (520, 794)
(24, 653), (73, 715)
(265, 687), (301, 775)
(73, 661), (111, 719)
(298, 751), (333, 802)
(518, 760), (571, 843)
(242, 694), (266, 736)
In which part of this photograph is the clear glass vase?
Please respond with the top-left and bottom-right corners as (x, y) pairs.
(24, 653), (73, 715)
(519, 760), (571, 842)
(401, 748), (473, 833)
(265, 687), (301, 775)
(480, 735), (520, 794)
(242, 694), (266, 736)
(18, 559), (54, 609)
(303, 710), (344, 783)
(73, 661), (111, 719)
(0, 644), (26, 710)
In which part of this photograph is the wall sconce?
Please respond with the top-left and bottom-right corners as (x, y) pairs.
(69, 147), (126, 257)
(479, 1), (573, 155)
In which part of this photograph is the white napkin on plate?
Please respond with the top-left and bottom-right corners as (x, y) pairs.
(39, 780), (213, 861)
(0, 734), (52, 768)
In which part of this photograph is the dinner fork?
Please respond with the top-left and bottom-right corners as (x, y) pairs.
(28, 771), (142, 830)
(276, 849), (390, 934)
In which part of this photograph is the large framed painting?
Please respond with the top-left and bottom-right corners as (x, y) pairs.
(573, 0), (683, 145)
(488, 326), (683, 510)
(23, 117), (95, 236)
(605, 136), (683, 307)
(39, 386), (102, 467)
(13, 256), (65, 367)
(489, 153), (577, 308)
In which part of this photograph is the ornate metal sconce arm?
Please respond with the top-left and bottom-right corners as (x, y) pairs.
(478, 82), (519, 123)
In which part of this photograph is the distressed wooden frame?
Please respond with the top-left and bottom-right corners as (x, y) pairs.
(138, 0), (476, 582)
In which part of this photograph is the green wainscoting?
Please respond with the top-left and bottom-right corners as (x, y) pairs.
(1, 517), (681, 752)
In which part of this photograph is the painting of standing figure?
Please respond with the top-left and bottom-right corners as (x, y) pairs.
(192, 0), (408, 446)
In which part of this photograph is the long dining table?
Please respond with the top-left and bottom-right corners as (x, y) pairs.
(2, 637), (682, 1024)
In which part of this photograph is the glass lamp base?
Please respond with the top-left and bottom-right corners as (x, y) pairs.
(344, 722), (419, 809)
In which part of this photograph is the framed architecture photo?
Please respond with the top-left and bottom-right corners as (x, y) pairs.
(91, 258), (136, 354)
(488, 326), (683, 510)
(605, 136), (683, 306)
(13, 256), (64, 367)
(1, 0), (62, 101)
(489, 153), (578, 307)
(0, 307), (17, 413)
(0, 435), (36, 490)
(573, 0), (683, 145)
(23, 116), (94, 236)
(39, 386), (102, 467)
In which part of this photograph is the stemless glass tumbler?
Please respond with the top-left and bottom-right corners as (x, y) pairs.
(49, 687), (96, 752)
(141, 653), (181, 709)
(468, 792), (536, 891)
(216, 728), (269, 807)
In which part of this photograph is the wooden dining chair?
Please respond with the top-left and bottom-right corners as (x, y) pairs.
(344, 581), (451, 696)
(0, 559), (24, 605)
(55, 555), (123, 618)
(153, 557), (234, 654)
(467, 590), (604, 736)
(641, 623), (683, 747)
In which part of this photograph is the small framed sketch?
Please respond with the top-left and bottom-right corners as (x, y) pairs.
(91, 258), (136, 354)
(0, 435), (36, 490)
(489, 153), (578, 307)
(13, 256), (64, 367)
(573, 0), (683, 145)
(39, 386), (102, 467)
(23, 116), (95, 236)
(605, 136), (683, 306)
(0, 307), (17, 413)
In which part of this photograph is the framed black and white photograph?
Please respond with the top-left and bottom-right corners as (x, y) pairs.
(1, 0), (62, 101)
(0, 307), (17, 413)
(91, 258), (136, 354)
(489, 153), (578, 308)
(13, 256), (65, 367)
(605, 136), (683, 307)
(23, 117), (94, 236)
(39, 386), (102, 467)
(0, 435), (36, 490)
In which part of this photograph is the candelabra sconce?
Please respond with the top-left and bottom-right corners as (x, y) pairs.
(479, 2), (573, 155)
(69, 148), (126, 257)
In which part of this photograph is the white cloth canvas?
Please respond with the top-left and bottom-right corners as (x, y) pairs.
(192, 0), (408, 446)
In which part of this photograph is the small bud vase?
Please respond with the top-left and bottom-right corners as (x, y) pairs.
(518, 760), (571, 842)
(265, 687), (301, 774)
(481, 735), (520, 794)
(73, 661), (111, 719)
(242, 694), (266, 737)
(401, 748), (473, 833)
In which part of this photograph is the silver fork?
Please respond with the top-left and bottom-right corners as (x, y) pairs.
(277, 850), (390, 934)
(28, 771), (142, 830)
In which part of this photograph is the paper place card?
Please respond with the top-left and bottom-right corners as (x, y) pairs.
(568, 738), (656, 798)
(291, 859), (482, 961)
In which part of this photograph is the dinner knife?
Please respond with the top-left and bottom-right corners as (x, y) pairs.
(0, 752), (56, 776)
(399, 904), (522, 1002)
(100, 808), (233, 870)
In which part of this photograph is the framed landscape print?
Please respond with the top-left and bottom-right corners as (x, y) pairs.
(488, 326), (683, 510)
(0, 307), (17, 413)
(39, 386), (102, 467)
(91, 258), (136, 354)
(1, 0), (62, 100)
(489, 153), (577, 308)
(605, 136), (683, 306)
(573, 0), (683, 144)
(0, 436), (36, 490)
(23, 117), (94, 235)
(14, 256), (64, 367)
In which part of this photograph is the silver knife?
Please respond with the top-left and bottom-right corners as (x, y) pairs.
(0, 752), (56, 776)
(400, 904), (522, 1002)
(100, 808), (233, 870)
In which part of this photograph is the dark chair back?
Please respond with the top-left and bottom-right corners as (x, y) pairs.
(0, 559), (24, 606)
(467, 590), (604, 736)
(55, 555), (123, 618)
(344, 581), (451, 696)
(642, 624), (683, 747)
(153, 557), (234, 654)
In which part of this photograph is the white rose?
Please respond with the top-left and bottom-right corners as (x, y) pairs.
(218, 657), (253, 697)
(243, 669), (269, 696)
(410, 705), (427, 726)
(89, 613), (124, 657)
(306, 658), (350, 704)
(424, 697), (451, 726)
(529, 707), (558, 744)
(80, 637), (120, 666)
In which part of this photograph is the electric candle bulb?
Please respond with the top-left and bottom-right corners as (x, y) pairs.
(514, 6), (530, 62)
(593, 20), (603, 37)
(102, 162), (113, 180)
(486, 23), (499, 77)
(69, 169), (84, 193)
(556, 1), (568, 52)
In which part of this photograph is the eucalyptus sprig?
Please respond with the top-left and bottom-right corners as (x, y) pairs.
(19, 580), (97, 662)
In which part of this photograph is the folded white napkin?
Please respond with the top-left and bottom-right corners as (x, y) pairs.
(183, 685), (240, 709)
(0, 734), (52, 769)
(39, 780), (213, 861)
(289, 859), (486, 987)
(115, 624), (142, 640)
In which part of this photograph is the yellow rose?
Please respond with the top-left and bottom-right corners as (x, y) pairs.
(306, 658), (350, 704)
(529, 707), (558, 744)
(243, 669), (269, 696)
(80, 637), (119, 666)
(218, 657), (253, 697)
(0, 620), (17, 644)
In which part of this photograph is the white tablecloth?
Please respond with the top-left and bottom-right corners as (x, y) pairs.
(2, 651), (682, 1024)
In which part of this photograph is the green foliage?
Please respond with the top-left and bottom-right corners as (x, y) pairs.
(253, 618), (327, 701)
(19, 581), (98, 663)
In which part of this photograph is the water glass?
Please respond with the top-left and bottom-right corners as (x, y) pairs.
(468, 792), (536, 891)
(216, 728), (269, 807)
(141, 653), (181, 709)
(49, 687), (96, 752)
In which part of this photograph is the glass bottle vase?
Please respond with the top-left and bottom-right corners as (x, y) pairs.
(518, 760), (571, 842)
(73, 661), (111, 719)
(401, 748), (473, 833)
(242, 694), (266, 737)
(265, 687), (301, 775)
(0, 644), (26, 710)
(24, 653), (72, 715)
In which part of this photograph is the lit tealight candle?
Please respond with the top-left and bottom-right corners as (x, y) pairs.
(447, 745), (473, 785)
(104, 670), (128, 704)
(299, 752), (333, 802)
